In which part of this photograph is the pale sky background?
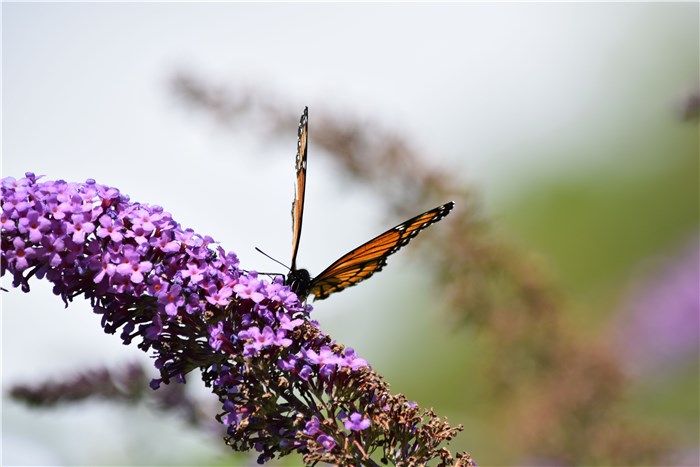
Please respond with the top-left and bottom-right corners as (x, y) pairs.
(2, 3), (697, 465)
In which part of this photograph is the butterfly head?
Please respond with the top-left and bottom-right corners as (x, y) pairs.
(287, 267), (312, 301)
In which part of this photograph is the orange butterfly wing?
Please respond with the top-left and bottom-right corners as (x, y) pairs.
(290, 107), (308, 271)
(307, 201), (455, 300)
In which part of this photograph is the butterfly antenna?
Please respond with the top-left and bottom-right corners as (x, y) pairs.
(255, 247), (291, 272)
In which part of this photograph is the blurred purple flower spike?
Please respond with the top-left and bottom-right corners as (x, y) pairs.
(612, 237), (700, 378)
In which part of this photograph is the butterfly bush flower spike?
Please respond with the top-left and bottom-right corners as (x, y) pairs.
(1, 173), (472, 466)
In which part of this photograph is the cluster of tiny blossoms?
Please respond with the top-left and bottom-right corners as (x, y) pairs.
(1, 173), (471, 466)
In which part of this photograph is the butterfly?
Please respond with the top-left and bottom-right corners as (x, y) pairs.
(285, 107), (455, 301)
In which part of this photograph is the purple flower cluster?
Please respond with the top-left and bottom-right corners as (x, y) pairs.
(2, 173), (470, 466)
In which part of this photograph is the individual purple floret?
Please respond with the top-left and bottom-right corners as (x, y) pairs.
(1, 173), (471, 466)
(344, 412), (371, 431)
(316, 434), (336, 451)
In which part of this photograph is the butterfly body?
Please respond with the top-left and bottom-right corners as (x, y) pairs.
(286, 107), (454, 302)
(286, 267), (312, 298)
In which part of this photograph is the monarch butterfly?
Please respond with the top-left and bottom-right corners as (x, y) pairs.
(285, 107), (455, 301)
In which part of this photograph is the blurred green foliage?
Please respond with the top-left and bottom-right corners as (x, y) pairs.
(499, 133), (697, 320)
(492, 117), (699, 461)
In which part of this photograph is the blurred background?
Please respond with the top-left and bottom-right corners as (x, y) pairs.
(2, 3), (698, 466)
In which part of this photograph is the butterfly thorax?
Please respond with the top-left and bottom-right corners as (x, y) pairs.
(287, 268), (312, 300)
